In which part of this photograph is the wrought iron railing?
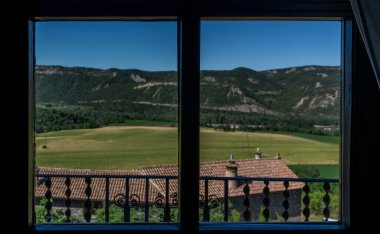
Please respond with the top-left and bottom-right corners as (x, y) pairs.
(35, 174), (339, 224)
(198, 176), (339, 222)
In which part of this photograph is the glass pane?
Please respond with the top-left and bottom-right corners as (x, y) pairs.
(34, 21), (179, 224)
(200, 21), (341, 222)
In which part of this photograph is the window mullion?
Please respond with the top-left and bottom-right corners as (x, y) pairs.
(29, 20), (36, 228)
(179, 13), (201, 232)
(341, 17), (353, 229)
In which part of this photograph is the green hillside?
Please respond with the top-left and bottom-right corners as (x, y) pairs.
(36, 65), (340, 115)
(35, 65), (341, 134)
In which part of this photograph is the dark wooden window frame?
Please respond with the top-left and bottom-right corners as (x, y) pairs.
(24, 0), (362, 232)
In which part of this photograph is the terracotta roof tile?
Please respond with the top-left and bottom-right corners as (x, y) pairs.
(140, 159), (304, 199)
(35, 168), (160, 203)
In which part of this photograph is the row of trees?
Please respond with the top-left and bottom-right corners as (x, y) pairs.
(36, 103), (339, 136)
(35, 103), (179, 133)
(201, 111), (339, 136)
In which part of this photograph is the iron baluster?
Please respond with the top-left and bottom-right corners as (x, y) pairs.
(114, 191), (140, 221)
(243, 180), (251, 221)
(262, 180), (270, 222)
(44, 177), (52, 223)
(145, 178), (150, 222)
(170, 192), (178, 221)
(302, 182), (311, 221)
(224, 179), (229, 222)
(323, 182), (331, 221)
(84, 177), (92, 223)
(282, 181), (290, 222)
(64, 177), (71, 222)
(203, 179), (210, 222)
(164, 178), (170, 222)
(124, 178), (130, 222)
(105, 177), (110, 223)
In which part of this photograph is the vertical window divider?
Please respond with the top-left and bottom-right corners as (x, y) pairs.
(179, 9), (201, 232)
(341, 17), (353, 229)
(28, 19), (36, 228)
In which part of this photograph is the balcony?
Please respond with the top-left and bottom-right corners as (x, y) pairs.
(35, 172), (339, 224)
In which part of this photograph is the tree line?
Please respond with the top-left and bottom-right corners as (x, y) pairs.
(36, 103), (339, 136)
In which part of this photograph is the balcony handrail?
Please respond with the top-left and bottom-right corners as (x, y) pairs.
(35, 173), (339, 183)
(35, 174), (178, 179)
(200, 176), (339, 183)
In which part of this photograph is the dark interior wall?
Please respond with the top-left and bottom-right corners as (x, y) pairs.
(350, 22), (380, 231)
(9, 9), (33, 233)
(8, 1), (380, 233)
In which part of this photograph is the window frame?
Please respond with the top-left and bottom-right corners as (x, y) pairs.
(27, 0), (355, 232)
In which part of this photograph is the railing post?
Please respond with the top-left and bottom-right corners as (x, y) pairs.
(145, 178), (150, 222)
(262, 180), (270, 222)
(84, 177), (92, 223)
(105, 177), (110, 223)
(203, 179), (210, 222)
(302, 182), (311, 221)
(224, 179), (229, 222)
(282, 181), (290, 222)
(124, 178), (130, 222)
(323, 182), (331, 221)
(64, 177), (72, 222)
(44, 177), (52, 223)
(243, 180), (251, 221)
(164, 178), (171, 222)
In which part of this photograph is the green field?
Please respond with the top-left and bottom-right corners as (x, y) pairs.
(274, 132), (340, 144)
(289, 164), (339, 179)
(36, 126), (339, 171)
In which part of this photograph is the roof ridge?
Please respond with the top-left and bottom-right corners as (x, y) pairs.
(138, 163), (178, 170)
(37, 158), (283, 174)
(203, 157), (279, 165)
(36, 167), (139, 173)
(138, 158), (282, 171)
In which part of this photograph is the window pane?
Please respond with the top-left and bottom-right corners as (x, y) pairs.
(34, 21), (179, 224)
(200, 21), (341, 222)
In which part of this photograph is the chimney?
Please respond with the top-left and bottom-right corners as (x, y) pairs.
(225, 154), (238, 188)
(275, 152), (281, 159)
(255, 148), (261, 159)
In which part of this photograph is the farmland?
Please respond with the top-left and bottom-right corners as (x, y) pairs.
(36, 126), (339, 176)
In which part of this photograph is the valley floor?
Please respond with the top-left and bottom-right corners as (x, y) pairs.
(36, 126), (339, 176)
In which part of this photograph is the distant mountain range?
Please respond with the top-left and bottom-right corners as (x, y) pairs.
(35, 65), (340, 118)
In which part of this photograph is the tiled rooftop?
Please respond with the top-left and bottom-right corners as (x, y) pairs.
(140, 158), (304, 198)
(35, 159), (303, 203)
(35, 167), (159, 203)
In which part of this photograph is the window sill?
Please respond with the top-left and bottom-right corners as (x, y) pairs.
(199, 222), (347, 231)
(35, 222), (347, 232)
(35, 223), (180, 231)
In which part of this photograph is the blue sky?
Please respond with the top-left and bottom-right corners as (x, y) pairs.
(36, 22), (178, 71)
(36, 21), (341, 71)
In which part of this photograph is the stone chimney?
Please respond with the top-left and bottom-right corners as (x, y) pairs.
(275, 152), (281, 159)
(255, 148), (262, 159)
(225, 154), (238, 188)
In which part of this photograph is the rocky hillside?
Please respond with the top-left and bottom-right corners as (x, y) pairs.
(35, 65), (340, 118)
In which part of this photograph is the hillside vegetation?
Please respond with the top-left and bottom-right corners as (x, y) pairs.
(35, 65), (340, 134)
